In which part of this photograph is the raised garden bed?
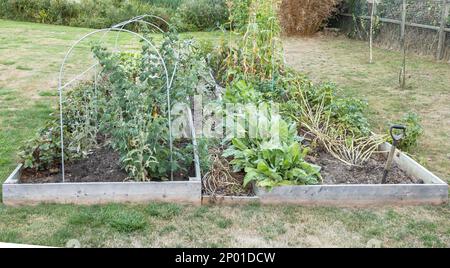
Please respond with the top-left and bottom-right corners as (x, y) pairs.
(4, 142), (447, 206)
(2, 13), (448, 208)
(254, 143), (448, 206)
(3, 164), (201, 206)
(3, 143), (202, 205)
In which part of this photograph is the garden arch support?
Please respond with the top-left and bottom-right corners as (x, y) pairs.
(57, 16), (201, 183)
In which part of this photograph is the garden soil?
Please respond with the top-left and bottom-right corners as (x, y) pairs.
(307, 149), (423, 184)
(20, 146), (192, 183)
(21, 146), (422, 185)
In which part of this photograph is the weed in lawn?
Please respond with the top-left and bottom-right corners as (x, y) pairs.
(385, 209), (400, 221)
(215, 217), (233, 229)
(0, 230), (20, 242)
(420, 234), (446, 248)
(192, 206), (210, 218)
(102, 209), (148, 233)
(69, 205), (149, 234)
(38, 90), (58, 97)
(242, 202), (262, 216)
(0, 60), (15, 65)
(159, 225), (177, 236)
(0, 88), (16, 96)
(405, 220), (437, 234)
(50, 226), (75, 246)
(146, 203), (183, 219)
(15, 65), (33, 71)
(281, 206), (299, 223)
(259, 222), (287, 240)
(1, 95), (15, 101)
(68, 209), (97, 226)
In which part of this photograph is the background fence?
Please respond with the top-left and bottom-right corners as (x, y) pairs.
(336, 0), (450, 61)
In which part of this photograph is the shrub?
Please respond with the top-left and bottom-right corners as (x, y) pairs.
(174, 0), (229, 31)
(66, 0), (172, 30)
(141, 0), (183, 10)
(279, 0), (342, 35)
(0, 0), (232, 31)
(227, 0), (251, 31)
(0, 0), (172, 30)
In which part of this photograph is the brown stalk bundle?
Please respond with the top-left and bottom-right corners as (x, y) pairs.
(202, 147), (250, 197)
(279, 0), (342, 36)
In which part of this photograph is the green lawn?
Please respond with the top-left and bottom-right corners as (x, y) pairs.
(0, 20), (449, 248)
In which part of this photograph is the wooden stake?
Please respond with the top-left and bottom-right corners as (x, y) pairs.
(369, 0), (377, 64)
(400, 0), (407, 89)
(436, 0), (449, 60)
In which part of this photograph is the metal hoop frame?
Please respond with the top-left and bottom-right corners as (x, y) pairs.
(57, 15), (201, 183)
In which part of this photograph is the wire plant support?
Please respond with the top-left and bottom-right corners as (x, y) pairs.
(57, 15), (201, 183)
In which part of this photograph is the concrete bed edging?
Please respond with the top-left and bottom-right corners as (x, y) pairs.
(255, 143), (448, 206)
(2, 164), (202, 205)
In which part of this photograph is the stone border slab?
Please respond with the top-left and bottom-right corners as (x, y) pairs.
(255, 143), (448, 206)
(3, 164), (201, 205)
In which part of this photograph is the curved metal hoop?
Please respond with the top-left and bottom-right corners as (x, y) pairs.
(57, 27), (171, 182)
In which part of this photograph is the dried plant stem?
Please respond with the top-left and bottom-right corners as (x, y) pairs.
(202, 148), (248, 197)
(295, 86), (385, 166)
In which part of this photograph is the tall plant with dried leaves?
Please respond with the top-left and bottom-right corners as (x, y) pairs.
(279, 0), (342, 35)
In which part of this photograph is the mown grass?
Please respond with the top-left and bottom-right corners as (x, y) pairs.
(0, 20), (448, 248)
(0, 203), (448, 247)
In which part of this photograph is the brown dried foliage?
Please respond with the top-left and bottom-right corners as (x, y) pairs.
(279, 0), (342, 36)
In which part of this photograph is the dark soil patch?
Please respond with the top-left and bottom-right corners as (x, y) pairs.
(20, 143), (421, 186)
(306, 150), (424, 184)
(21, 146), (128, 183)
(20, 145), (193, 183)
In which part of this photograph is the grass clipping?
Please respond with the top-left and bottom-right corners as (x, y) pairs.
(279, 0), (342, 36)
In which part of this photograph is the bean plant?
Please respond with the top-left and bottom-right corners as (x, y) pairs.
(19, 82), (99, 171)
(20, 32), (212, 181)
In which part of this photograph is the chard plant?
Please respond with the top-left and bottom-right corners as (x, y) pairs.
(223, 118), (321, 188)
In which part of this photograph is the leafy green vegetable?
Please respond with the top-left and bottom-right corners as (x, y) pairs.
(223, 119), (321, 189)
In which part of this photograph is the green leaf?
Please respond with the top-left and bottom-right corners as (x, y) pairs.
(243, 167), (259, 187)
(232, 138), (248, 151)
